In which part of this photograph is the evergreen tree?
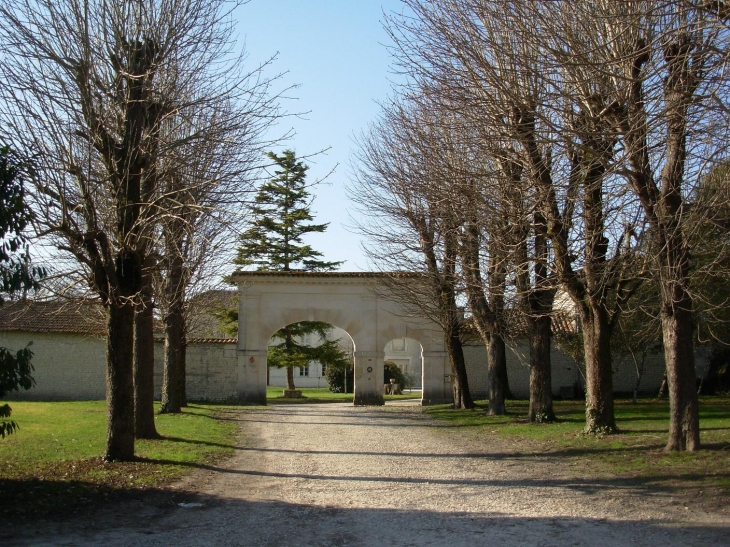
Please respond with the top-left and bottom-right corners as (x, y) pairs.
(236, 150), (341, 272)
(234, 150), (345, 392)
(0, 145), (43, 437)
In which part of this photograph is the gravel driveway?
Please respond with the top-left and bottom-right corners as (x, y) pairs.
(15, 401), (730, 546)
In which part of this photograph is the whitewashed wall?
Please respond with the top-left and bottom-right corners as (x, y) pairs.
(463, 339), (668, 399)
(1, 330), (670, 401)
(1, 331), (238, 402)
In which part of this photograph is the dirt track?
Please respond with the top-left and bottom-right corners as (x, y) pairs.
(13, 402), (730, 546)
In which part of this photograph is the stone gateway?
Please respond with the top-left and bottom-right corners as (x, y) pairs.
(233, 271), (452, 406)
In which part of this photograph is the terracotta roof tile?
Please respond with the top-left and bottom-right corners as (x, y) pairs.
(462, 309), (577, 340)
(187, 338), (237, 344)
(0, 300), (107, 336)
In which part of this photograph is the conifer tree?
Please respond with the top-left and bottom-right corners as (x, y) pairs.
(235, 150), (345, 392)
(236, 150), (341, 272)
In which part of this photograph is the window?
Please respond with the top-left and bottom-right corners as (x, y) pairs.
(320, 363), (327, 376)
(299, 365), (310, 377)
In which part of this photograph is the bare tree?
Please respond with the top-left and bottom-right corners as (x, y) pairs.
(384, 1), (559, 422)
(156, 98), (269, 413)
(352, 98), (474, 409)
(0, 0), (282, 459)
(547, 0), (730, 450)
(385, 0), (655, 432)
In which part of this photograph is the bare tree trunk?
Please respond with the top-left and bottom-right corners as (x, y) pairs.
(161, 305), (185, 414)
(180, 341), (187, 407)
(662, 289), (699, 451)
(459, 213), (511, 414)
(487, 333), (507, 415)
(160, 245), (185, 414)
(618, 31), (701, 450)
(657, 370), (668, 398)
(446, 328), (473, 410)
(443, 237), (473, 410)
(133, 258), (159, 438)
(581, 308), (616, 433)
(105, 299), (136, 461)
(528, 314), (554, 423)
(515, 210), (556, 424)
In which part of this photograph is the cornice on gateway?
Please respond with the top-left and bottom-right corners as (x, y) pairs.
(230, 271), (421, 282)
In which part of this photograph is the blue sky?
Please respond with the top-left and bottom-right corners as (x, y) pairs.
(234, 1), (406, 272)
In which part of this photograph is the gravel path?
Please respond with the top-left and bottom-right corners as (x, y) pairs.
(15, 401), (730, 546)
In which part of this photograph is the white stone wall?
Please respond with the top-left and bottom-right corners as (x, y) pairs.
(153, 342), (239, 402)
(2, 331), (238, 402)
(464, 339), (668, 399)
(1, 328), (670, 402)
(0, 331), (107, 400)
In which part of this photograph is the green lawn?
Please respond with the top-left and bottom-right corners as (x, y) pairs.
(0, 401), (240, 517)
(266, 386), (422, 403)
(426, 396), (730, 491)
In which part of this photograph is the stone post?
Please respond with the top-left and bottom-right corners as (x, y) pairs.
(421, 350), (452, 405)
(236, 290), (267, 404)
(354, 350), (384, 405)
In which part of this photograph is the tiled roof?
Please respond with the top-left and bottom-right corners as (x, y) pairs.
(462, 309), (577, 341)
(187, 338), (237, 344)
(0, 300), (107, 336)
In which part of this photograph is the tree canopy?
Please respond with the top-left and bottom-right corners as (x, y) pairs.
(0, 145), (42, 438)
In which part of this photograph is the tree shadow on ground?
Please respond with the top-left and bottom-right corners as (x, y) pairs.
(3, 483), (728, 547)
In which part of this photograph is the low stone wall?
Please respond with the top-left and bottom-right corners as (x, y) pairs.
(153, 341), (239, 402)
(1, 331), (238, 402)
(463, 339), (668, 399)
(0, 331), (107, 400)
(1, 329), (672, 402)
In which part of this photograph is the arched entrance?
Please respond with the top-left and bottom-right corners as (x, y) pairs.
(384, 336), (423, 389)
(233, 271), (452, 406)
(265, 323), (354, 391)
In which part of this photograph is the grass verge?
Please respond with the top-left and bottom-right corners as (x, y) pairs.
(426, 396), (730, 494)
(266, 386), (422, 403)
(0, 401), (240, 518)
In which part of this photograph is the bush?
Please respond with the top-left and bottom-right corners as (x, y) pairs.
(384, 361), (408, 388)
(325, 364), (353, 393)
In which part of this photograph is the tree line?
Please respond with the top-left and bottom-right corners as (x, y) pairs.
(0, 0), (286, 460)
(351, 0), (730, 451)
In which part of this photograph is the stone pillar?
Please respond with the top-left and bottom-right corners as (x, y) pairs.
(236, 291), (267, 404)
(422, 350), (452, 405)
(236, 349), (267, 404)
(354, 350), (384, 406)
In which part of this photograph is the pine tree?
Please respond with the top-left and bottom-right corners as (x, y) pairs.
(236, 150), (341, 272)
(235, 150), (345, 392)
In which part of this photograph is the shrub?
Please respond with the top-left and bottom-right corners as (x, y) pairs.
(325, 364), (353, 393)
(384, 361), (408, 388)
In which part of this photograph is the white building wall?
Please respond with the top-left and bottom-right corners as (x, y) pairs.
(383, 337), (423, 388)
(266, 326), (353, 389)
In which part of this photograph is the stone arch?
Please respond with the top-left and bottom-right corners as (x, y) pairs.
(233, 271), (452, 406)
(384, 336), (424, 389)
(264, 319), (355, 390)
